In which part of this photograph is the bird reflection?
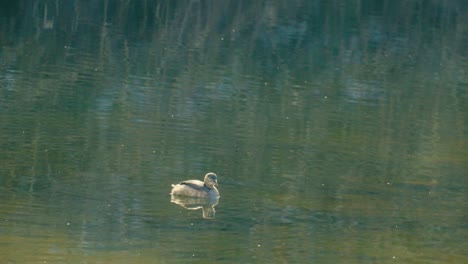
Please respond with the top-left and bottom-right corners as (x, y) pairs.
(170, 195), (219, 219)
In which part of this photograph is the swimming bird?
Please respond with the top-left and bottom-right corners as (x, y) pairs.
(170, 172), (219, 198)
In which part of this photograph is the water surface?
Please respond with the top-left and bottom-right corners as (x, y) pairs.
(0, 1), (467, 263)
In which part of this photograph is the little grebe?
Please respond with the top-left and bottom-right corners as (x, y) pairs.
(170, 172), (219, 198)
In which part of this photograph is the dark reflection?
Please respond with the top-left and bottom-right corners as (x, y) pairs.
(170, 195), (219, 219)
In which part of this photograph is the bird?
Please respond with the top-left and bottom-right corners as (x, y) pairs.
(170, 172), (219, 198)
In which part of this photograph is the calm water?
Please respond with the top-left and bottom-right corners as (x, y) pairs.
(1, 1), (467, 263)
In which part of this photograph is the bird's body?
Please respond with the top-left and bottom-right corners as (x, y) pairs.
(170, 172), (219, 198)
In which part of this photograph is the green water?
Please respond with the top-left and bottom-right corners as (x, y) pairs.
(1, 1), (466, 263)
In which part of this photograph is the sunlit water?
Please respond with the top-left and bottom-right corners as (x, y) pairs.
(1, 1), (467, 263)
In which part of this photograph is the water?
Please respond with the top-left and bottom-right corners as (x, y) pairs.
(1, 1), (467, 263)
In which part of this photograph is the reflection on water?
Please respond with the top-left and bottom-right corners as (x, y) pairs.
(0, 0), (467, 263)
(171, 195), (219, 219)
